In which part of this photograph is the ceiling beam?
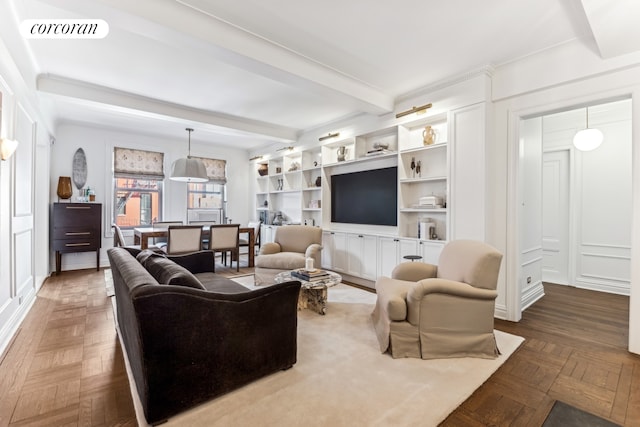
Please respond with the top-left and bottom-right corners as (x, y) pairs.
(37, 74), (299, 142)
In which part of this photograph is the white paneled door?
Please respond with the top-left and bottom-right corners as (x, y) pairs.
(542, 150), (570, 285)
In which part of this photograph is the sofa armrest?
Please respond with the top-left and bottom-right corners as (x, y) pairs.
(258, 242), (282, 255)
(406, 278), (497, 326)
(408, 278), (498, 301)
(166, 250), (215, 274)
(391, 262), (437, 281)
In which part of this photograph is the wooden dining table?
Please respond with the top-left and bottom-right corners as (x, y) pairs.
(133, 225), (255, 267)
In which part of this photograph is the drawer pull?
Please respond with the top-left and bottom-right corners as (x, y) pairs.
(65, 232), (90, 236)
(66, 206), (91, 210)
(65, 242), (91, 247)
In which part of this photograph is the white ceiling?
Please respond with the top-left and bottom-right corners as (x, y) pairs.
(4, 0), (639, 150)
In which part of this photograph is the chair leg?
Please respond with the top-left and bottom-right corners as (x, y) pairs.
(236, 250), (239, 272)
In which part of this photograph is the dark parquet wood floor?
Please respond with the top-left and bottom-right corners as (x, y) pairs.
(442, 283), (640, 426)
(2, 261), (640, 426)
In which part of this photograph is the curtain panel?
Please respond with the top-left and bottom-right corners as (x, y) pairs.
(114, 147), (165, 179)
(193, 157), (227, 184)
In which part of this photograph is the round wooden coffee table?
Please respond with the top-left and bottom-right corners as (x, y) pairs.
(275, 270), (342, 315)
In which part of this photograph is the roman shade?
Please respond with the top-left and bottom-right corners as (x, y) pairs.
(193, 157), (227, 184)
(114, 147), (165, 179)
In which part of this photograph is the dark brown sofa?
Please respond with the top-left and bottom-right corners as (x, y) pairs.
(107, 247), (301, 425)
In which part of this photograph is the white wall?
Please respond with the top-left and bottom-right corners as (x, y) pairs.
(49, 124), (250, 272)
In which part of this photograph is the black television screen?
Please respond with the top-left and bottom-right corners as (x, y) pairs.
(331, 166), (397, 226)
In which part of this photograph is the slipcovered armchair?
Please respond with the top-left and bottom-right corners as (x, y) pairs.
(372, 240), (503, 360)
(255, 225), (322, 285)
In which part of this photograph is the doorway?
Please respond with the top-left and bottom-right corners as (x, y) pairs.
(520, 98), (632, 302)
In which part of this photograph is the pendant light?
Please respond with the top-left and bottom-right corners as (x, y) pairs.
(170, 128), (208, 182)
(573, 107), (603, 152)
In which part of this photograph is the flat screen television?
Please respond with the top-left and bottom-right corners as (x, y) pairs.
(331, 166), (397, 226)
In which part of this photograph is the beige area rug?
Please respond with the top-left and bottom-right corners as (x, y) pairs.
(127, 277), (524, 427)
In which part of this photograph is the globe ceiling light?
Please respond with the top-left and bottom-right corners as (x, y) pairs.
(170, 128), (208, 182)
(573, 107), (603, 152)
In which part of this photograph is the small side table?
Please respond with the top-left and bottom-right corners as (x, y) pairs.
(403, 255), (423, 262)
(275, 270), (342, 315)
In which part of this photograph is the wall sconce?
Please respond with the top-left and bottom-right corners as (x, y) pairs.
(249, 155), (263, 161)
(0, 138), (19, 160)
(395, 103), (432, 119)
(319, 132), (340, 142)
(276, 146), (294, 152)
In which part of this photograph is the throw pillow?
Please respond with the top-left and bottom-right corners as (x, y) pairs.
(136, 248), (166, 265)
(140, 253), (204, 290)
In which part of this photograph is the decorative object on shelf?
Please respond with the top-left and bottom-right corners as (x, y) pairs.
(573, 106), (603, 151)
(171, 128), (208, 182)
(366, 141), (392, 157)
(395, 103), (432, 119)
(276, 166), (282, 174)
(410, 157), (416, 178)
(263, 200), (268, 207)
(319, 132), (340, 142)
(257, 164), (268, 176)
(0, 138), (18, 160)
(336, 146), (347, 162)
(303, 218), (315, 226)
(72, 148), (88, 199)
(309, 200), (320, 209)
(416, 160), (422, 177)
(273, 211), (284, 226)
(56, 176), (73, 201)
(277, 178), (284, 191)
(313, 160), (318, 167)
(422, 125), (436, 145)
(315, 176), (321, 187)
(288, 161), (300, 172)
(418, 218), (437, 240)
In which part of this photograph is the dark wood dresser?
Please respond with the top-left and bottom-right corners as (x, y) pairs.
(52, 202), (102, 274)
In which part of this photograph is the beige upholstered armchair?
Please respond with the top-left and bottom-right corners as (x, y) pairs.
(254, 225), (322, 285)
(372, 240), (503, 360)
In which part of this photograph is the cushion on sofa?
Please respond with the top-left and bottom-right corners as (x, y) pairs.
(138, 250), (205, 289)
(195, 272), (250, 294)
(255, 252), (306, 270)
(136, 249), (166, 264)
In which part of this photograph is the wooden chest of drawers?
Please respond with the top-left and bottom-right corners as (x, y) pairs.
(52, 202), (102, 274)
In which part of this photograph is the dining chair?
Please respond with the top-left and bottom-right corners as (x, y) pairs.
(188, 220), (217, 249)
(152, 220), (184, 248)
(239, 221), (261, 257)
(165, 225), (203, 255)
(209, 224), (240, 272)
(113, 223), (163, 251)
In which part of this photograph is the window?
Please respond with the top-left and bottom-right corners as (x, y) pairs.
(114, 178), (163, 227)
(187, 157), (228, 223)
(113, 147), (165, 228)
(187, 182), (225, 223)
